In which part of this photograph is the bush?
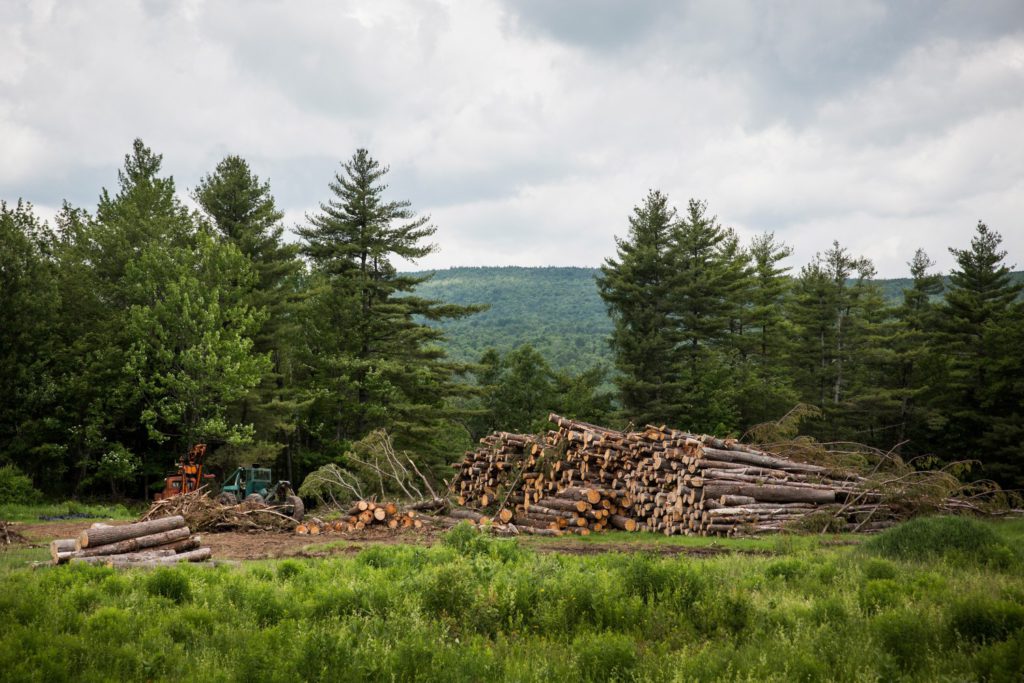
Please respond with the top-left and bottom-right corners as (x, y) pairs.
(144, 568), (192, 603)
(0, 465), (42, 504)
(872, 609), (938, 673)
(866, 516), (1021, 569)
(572, 631), (637, 682)
(947, 596), (1024, 644)
(859, 579), (903, 614)
(442, 522), (522, 562)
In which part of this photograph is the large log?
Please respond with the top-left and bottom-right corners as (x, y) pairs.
(77, 516), (187, 549)
(69, 549), (177, 565)
(50, 539), (76, 564)
(74, 527), (192, 558)
(701, 483), (836, 504)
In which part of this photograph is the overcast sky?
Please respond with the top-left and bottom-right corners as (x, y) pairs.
(2, 0), (1022, 277)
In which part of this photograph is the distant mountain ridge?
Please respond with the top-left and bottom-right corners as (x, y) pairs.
(409, 266), (1024, 372)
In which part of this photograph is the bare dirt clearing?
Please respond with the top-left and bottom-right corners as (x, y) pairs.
(9, 519), (763, 560)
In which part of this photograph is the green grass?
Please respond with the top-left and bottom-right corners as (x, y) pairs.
(0, 500), (137, 522)
(0, 518), (1022, 682)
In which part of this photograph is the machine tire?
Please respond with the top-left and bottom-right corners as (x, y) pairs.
(287, 495), (305, 522)
(245, 493), (265, 506)
(216, 492), (238, 506)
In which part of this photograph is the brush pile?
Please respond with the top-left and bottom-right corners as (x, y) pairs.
(50, 516), (211, 567)
(141, 489), (297, 532)
(451, 414), (966, 537)
(294, 500), (426, 535)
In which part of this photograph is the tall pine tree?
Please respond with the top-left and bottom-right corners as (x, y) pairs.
(297, 149), (481, 469)
(193, 156), (304, 478)
(934, 222), (1024, 485)
(597, 190), (682, 426)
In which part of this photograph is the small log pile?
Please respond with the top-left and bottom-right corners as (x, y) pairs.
(142, 489), (297, 532)
(50, 516), (212, 567)
(452, 414), (904, 537)
(294, 500), (426, 535)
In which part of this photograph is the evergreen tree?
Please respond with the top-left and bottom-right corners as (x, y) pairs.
(786, 241), (877, 440)
(935, 222), (1024, 485)
(296, 149), (481, 466)
(597, 190), (682, 426)
(193, 156), (304, 478)
(892, 249), (944, 446)
(669, 199), (751, 432)
(469, 345), (615, 438)
(0, 201), (62, 483)
(733, 232), (798, 427)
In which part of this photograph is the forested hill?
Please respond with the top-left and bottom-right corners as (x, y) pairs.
(409, 267), (612, 373)
(411, 266), (1024, 372)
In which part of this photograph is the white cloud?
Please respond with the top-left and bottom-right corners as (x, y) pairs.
(1, 0), (1022, 277)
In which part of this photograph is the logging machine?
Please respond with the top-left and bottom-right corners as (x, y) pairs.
(216, 465), (305, 521)
(154, 443), (215, 501)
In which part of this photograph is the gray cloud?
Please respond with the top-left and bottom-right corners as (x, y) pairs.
(1, 0), (1022, 277)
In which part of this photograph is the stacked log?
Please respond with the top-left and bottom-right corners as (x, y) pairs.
(294, 501), (425, 535)
(452, 414), (902, 537)
(51, 516), (212, 566)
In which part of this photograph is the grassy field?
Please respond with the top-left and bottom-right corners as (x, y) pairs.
(1, 517), (1022, 682)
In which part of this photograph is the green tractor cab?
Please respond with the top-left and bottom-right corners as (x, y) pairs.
(216, 465), (304, 521)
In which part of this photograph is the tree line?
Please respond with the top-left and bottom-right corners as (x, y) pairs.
(3, 144), (1021, 498)
(598, 191), (1024, 488)
(0, 141), (489, 497)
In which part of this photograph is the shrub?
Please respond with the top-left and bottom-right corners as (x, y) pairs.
(872, 609), (938, 673)
(866, 516), (1021, 569)
(441, 522), (522, 562)
(862, 558), (898, 580)
(947, 596), (1024, 644)
(144, 568), (192, 603)
(0, 465), (42, 504)
(572, 631), (637, 682)
(859, 579), (903, 614)
(622, 554), (670, 603)
(972, 629), (1024, 683)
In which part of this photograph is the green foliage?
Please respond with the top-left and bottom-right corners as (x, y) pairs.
(296, 148), (483, 472)
(467, 344), (615, 438)
(1, 520), (1024, 681)
(947, 595), (1024, 644)
(0, 465), (43, 505)
(866, 516), (1022, 569)
(144, 568), (192, 603)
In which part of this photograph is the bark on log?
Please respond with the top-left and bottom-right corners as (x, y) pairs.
(701, 483), (836, 504)
(74, 526), (192, 558)
(77, 516), (187, 549)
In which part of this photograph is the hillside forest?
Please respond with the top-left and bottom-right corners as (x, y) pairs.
(1, 141), (1022, 499)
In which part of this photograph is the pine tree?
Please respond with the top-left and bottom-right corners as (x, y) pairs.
(786, 241), (877, 440)
(296, 149), (481, 463)
(193, 156), (304, 478)
(733, 232), (798, 426)
(669, 199), (750, 432)
(892, 249), (944, 446)
(935, 222), (1024, 485)
(597, 190), (682, 426)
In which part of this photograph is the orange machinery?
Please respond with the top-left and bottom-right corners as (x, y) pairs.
(154, 443), (216, 500)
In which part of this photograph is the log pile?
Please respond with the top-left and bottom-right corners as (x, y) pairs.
(452, 414), (903, 537)
(50, 516), (212, 567)
(294, 500), (426, 535)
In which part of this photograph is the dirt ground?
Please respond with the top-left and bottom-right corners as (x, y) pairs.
(8, 519), (737, 561)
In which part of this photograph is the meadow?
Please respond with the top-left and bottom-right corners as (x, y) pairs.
(1, 516), (1022, 682)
